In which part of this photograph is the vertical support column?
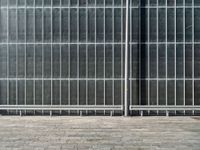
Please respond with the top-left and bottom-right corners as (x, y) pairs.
(124, 0), (129, 117)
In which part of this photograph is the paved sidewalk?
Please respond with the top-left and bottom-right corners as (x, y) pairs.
(0, 116), (200, 150)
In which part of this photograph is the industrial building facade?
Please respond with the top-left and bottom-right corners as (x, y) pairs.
(0, 0), (200, 116)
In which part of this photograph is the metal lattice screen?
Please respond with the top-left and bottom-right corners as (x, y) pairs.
(129, 0), (200, 115)
(0, 0), (200, 115)
(0, 0), (125, 115)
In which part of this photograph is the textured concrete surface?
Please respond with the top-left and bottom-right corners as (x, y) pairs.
(0, 116), (200, 150)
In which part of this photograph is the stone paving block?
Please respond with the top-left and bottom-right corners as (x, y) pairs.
(0, 117), (199, 150)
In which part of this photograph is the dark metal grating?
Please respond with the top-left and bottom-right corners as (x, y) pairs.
(0, 0), (200, 116)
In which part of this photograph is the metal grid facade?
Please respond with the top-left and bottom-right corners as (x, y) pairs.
(0, 0), (200, 115)
(129, 0), (200, 115)
(0, 0), (125, 115)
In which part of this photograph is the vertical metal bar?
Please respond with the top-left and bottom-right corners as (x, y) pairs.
(166, 110), (169, 117)
(7, 3), (12, 113)
(121, 0), (124, 115)
(59, 0), (62, 115)
(33, 0), (36, 115)
(165, 0), (168, 113)
(7, 0), (9, 115)
(129, 0), (132, 112)
(25, 0), (27, 115)
(86, 0), (88, 114)
(77, 0), (80, 115)
(174, 0), (177, 115)
(140, 110), (143, 116)
(16, 0), (18, 114)
(3, 0), (9, 114)
(42, 0), (44, 114)
(138, 0), (141, 108)
(68, 0), (70, 115)
(192, 0), (195, 115)
(156, 0), (159, 115)
(50, 110), (52, 116)
(183, 0), (186, 114)
(51, 0), (53, 111)
(147, 0), (150, 114)
(112, 0), (115, 114)
(20, 110), (22, 116)
(110, 110), (113, 117)
(103, 0), (106, 115)
(80, 110), (82, 116)
(124, 0), (129, 116)
(95, 0), (97, 114)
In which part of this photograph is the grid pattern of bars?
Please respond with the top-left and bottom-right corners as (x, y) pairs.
(0, 0), (125, 115)
(129, 0), (200, 115)
(0, 0), (200, 115)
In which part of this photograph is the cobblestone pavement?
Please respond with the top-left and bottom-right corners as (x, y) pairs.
(0, 116), (200, 150)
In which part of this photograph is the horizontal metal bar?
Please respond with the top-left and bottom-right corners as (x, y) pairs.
(0, 6), (200, 9)
(0, 78), (124, 81)
(130, 105), (200, 111)
(1, 78), (200, 81)
(0, 6), (125, 9)
(130, 42), (199, 44)
(129, 78), (200, 80)
(0, 105), (123, 111)
(0, 42), (124, 45)
(0, 41), (200, 45)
